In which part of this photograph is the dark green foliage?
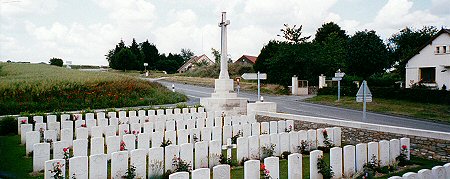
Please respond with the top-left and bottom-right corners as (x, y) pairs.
(278, 24), (311, 44)
(107, 39), (184, 73)
(0, 116), (17, 135)
(124, 165), (137, 179)
(388, 26), (438, 78)
(180, 48), (194, 63)
(347, 30), (389, 78)
(172, 157), (191, 172)
(314, 22), (348, 43)
(211, 48), (221, 64)
(318, 86), (450, 105)
(317, 155), (334, 179)
(49, 58), (63, 67)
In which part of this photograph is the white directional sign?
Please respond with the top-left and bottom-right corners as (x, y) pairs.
(241, 73), (267, 80)
(356, 81), (372, 102)
(332, 77), (342, 81)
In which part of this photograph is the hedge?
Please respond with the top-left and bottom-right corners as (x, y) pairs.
(318, 87), (450, 105)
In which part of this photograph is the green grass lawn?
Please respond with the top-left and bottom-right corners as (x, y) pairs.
(306, 95), (450, 124)
(0, 135), (444, 179)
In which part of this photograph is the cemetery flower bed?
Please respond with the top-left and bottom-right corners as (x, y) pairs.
(0, 63), (187, 115)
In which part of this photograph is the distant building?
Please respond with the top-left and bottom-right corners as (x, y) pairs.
(177, 54), (214, 73)
(405, 29), (450, 90)
(234, 55), (257, 65)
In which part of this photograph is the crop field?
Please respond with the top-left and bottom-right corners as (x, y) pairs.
(0, 63), (187, 115)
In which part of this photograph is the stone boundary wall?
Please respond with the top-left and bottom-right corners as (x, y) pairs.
(255, 111), (450, 162)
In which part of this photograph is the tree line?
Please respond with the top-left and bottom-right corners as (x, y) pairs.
(254, 22), (438, 86)
(106, 39), (194, 73)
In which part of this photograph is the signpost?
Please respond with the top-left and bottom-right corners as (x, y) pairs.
(356, 80), (372, 120)
(242, 72), (267, 101)
(333, 69), (345, 101)
(144, 63), (149, 76)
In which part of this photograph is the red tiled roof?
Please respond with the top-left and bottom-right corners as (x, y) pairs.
(242, 55), (257, 64)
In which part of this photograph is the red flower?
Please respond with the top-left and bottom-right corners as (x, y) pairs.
(63, 148), (68, 152)
(124, 129), (128, 134)
(81, 124), (86, 127)
(402, 145), (407, 149)
(132, 131), (136, 134)
(21, 119), (27, 124)
(120, 146), (125, 151)
(260, 164), (265, 171)
(323, 129), (327, 135)
(120, 141), (125, 145)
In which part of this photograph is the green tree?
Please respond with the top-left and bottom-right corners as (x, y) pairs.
(116, 48), (136, 71)
(140, 40), (159, 70)
(211, 48), (220, 64)
(181, 48), (194, 63)
(278, 24), (311, 44)
(254, 40), (283, 74)
(312, 33), (348, 78)
(347, 30), (389, 79)
(388, 26), (438, 78)
(313, 22), (348, 43)
(49, 58), (63, 67)
(129, 38), (142, 70)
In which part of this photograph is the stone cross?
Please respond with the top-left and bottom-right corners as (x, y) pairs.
(218, 12), (230, 79)
(222, 138), (236, 159)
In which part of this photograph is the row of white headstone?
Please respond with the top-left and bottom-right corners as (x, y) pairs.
(42, 141), (229, 178)
(168, 165), (230, 179)
(236, 127), (342, 163)
(388, 163), (450, 179)
(308, 137), (411, 178)
(22, 119), (295, 157)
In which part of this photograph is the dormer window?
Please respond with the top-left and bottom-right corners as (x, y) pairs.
(444, 46), (447, 53)
(435, 45), (449, 54)
(435, 46), (441, 54)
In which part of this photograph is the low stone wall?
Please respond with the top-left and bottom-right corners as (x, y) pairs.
(256, 112), (450, 162)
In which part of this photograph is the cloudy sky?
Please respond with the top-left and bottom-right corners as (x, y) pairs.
(1, 0), (448, 65)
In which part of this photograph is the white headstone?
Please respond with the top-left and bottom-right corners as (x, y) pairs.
(130, 123), (141, 133)
(444, 163), (450, 179)
(237, 137), (249, 164)
(209, 140), (222, 168)
(131, 149), (147, 179)
(97, 112), (106, 119)
(270, 133), (280, 156)
(86, 119), (96, 135)
(343, 145), (356, 178)
(148, 147), (164, 178)
(206, 117), (214, 128)
(106, 136), (120, 159)
(20, 124), (32, 144)
(242, 123), (252, 138)
(148, 110), (156, 116)
(317, 128), (325, 147)
(307, 129), (317, 150)
(212, 126), (223, 144)
(17, 117), (28, 135)
(91, 126), (103, 138)
(53, 141), (70, 159)
(111, 151), (128, 179)
(402, 172), (418, 179)
(330, 147), (343, 179)
(310, 150), (324, 179)
(176, 120), (186, 131)
(26, 131), (39, 155)
(232, 125), (243, 138)
(89, 154), (107, 179)
(389, 139), (400, 165)
(165, 145), (180, 172)
(138, 133), (150, 149)
(35, 123), (47, 131)
(104, 125), (116, 137)
(432, 166), (446, 179)
(379, 140), (390, 167)
(197, 118), (205, 128)
(222, 125), (232, 145)
(165, 130), (177, 145)
(61, 128), (73, 145)
(76, 127), (88, 140)
(213, 164), (230, 179)
(119, 124), (129, 137)
(118, 111), (127, 119)
(109, 118), (119, 127)
(152, 131), (164, 148)
(33, 116), (44, 123)
(248, 135), (260, 160)
(73, 139), (88, 157)
(33, 143), (50, 172)
(180, 143), (194, 168)
(192, 168), (210, 179)
(287, 153), (302, 179)
(287, 132), (298, 154)
(48, 122), (61, 136)
(45, 159), (66, 179)
(47, 115), (57, 123)
(244, 160), (260, 179)
(166, 120), (176, 131)
(367, 142), (379, 164)
(264, 157), (280, 179)
(190, 128), (200, 144)
(69, 156), (88, 179)
(261, 122), (269, 134)
(286, 120), (294, 131)
(277, 120), (286, 133)
(107, 111), (117, 119)
(251, 122), (260, 136)
(224, 116), (232, 126)
(61, 121), (73, 131)
(269, 121), (278, 134)
(74, 119), (85, 129)
(143, 122), (154, 133)
(154, 120), (165, 132)
(417, 169), (433, 179)
(400, 137), (410, 160)
(61, 114), (70, 121)
(201, 127), (212, 142)
(195, 141), (209, 169)
(260, 134), (271, 159)
(123, 134), (136, 151)
(356, 143), (368, 173)
(90, 137), (105, 155)
(279, 132), (290, 154)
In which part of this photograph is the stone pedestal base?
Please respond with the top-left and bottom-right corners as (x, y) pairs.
(214, 79), (234, 94)
(200, 97), (248, 116)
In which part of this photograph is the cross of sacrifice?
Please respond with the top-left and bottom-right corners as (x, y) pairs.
(222, 138), (236, 159)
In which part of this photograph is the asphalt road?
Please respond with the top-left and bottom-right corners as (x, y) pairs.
(156, 80), (450, 133)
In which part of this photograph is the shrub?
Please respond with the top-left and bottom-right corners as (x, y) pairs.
(49, 58), (63, 67)
(317, 155), (334, 179)
(0, 116), (17, 135)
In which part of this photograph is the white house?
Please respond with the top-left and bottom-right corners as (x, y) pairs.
(405, 29), (450, 90)
(177, 54), (214, 73)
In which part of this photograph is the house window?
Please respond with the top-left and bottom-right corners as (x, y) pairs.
(435, 46), (440, 54)
(420, 67), (436, 83)
(443, 46), (447, 53)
